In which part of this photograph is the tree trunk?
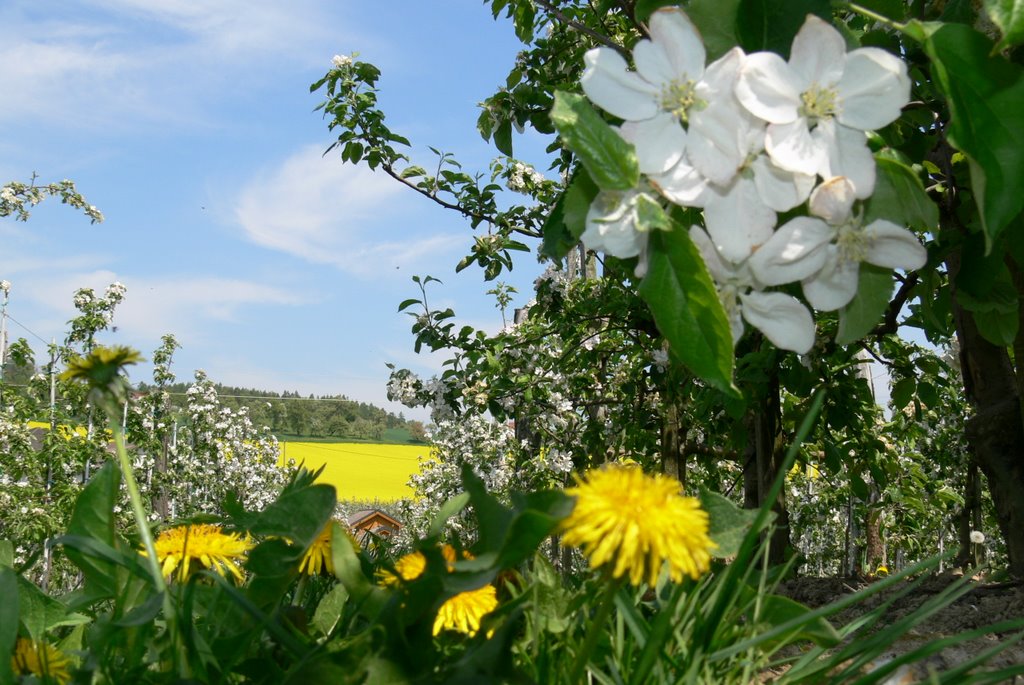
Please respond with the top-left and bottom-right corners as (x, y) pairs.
(950, 252), (1024, 577)
(742, 367), (790, 566)
(865, 486), (885, 575)
(661, 402), (685, 487)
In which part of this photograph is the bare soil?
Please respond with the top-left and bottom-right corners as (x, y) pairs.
(770, 573), (1024, 682)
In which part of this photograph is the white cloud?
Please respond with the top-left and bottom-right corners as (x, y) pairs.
(0, 0), (351, 129)
(3, 268), (306, 351)
(234, 145), (465, 276)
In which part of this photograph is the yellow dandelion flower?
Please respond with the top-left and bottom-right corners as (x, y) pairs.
(146, 523), (254, 583)
(378, 544), (457, 586)
(298, 522), (337, 576)
(378, 545), (498, 637)
(433, 584), (498, 637)
(560, 464), (716, 586)
(11, 637), (72, 685)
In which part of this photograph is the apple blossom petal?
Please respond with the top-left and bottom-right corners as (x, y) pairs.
(864, 220), (927, 270)
(837, 48), (911, 131)
(789, 15), (846, 86)
(749, 216), (834, 286)
(802, 249), (860, 310)
(704, 176), (777, 263)
(620, 116), (688, 175)
(751, 155), (815, 212)
(688, 225), (732, 282)
(646, 9), (706, 80)
(739, 291), (816, 353)
(808, 176), (857, 224)
(649, 159), (709, 207)
(633, 38), (678, 88)
(736, 52), (804, 124)
(689, 101), (751, 184)
(582, 190), (646, 258)
(582, 48), (661, 121)
(699, 47), (744, 102)
(727, 297), (746, 344)
(766, 119), (824, 176)
(817, 121), (876, 197)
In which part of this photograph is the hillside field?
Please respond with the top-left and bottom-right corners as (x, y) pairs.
(279, 441), (428, 501)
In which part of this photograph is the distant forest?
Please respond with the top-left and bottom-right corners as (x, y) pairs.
(137, 382), (427, 444)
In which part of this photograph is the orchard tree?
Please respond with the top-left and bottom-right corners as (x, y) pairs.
(317, 1), (1024, 574)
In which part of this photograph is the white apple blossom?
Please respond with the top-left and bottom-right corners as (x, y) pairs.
(735, 15), (910, 197)
(690, 226), (816, 353)
(581, 187), (651, 262)
(581, 9), (747, 179)
(749, 176), (927, 311)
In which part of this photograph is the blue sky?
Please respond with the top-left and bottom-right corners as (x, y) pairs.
(1, 1), (552, 420)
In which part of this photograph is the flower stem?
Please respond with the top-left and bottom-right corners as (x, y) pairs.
(112, 424), (166, 591)
(836, 2), (906, 32)
(569, 573), (624, 683)
(111, 421), (184, 674)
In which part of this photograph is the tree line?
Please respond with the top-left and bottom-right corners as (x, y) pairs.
(135, 381), (427, 443)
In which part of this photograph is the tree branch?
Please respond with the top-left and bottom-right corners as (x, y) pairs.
(872, 271), (920, 337)
(535, 0), (631, 58)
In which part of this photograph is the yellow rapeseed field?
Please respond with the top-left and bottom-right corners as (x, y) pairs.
(279, 441), (427, 501)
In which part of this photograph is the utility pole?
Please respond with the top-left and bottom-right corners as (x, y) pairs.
(0, 281), (10, 399)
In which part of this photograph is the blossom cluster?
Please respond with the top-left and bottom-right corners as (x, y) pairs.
(580, 10), (926, 353)
(0, 178), (104, 224)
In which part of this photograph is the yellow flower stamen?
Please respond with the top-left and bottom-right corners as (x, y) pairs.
(799, 83), (838, 123)
(660, 79), (704, 124)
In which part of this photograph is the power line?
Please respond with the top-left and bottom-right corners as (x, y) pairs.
(162, 391), (378, 404)
(4, 313), (52, 346)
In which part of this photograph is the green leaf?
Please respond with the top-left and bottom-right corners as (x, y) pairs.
(634, 0), (679, 23)
(234, 468), (336, 549)
(850, 473), (870, 500)
(701, 490), (766, 558)
(427, 492), (470, 538)
(920, 23), (1024, 250)
(494, 119), (513, 157)
(836, 264), (894, 345)
(891, 377), (917, 409)
(0, 540), (11, 568)
(736, 0), (832, 58)
(0, 568), (17, 685)
(562, 169), (598, 240)
(64, 460), (121, 599)
(756, 593), (841, 647)
(639, 227), (738, 396)
(550, 91), (639, 191)
(865, 157), (939, 231)
(985, 0), (1024, 51)
(957, 269), (1020, 345)
(539, 193), (573, 261)
(917, 380), (940, 408)
(688, 0), (742, 60)
(972, 305), (1020, 345)
(311, 582), (349, 637)
(16, 578), (90, 640)
(462, 464), (514, 548)
(855, 0), (911, 21)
